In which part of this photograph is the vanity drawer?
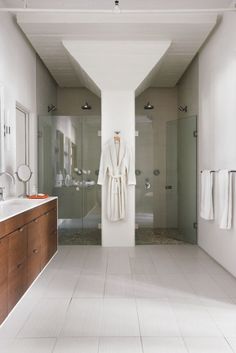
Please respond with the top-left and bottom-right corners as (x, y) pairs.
(0, 237), (9, 323)
(8, 262), (27, 312)
(27, 219), (42, 285)
(27, 252), (41, 286)
(8, 227), (27, 274)
(27, 218), (42, 257)
(43, 207), (57, 235)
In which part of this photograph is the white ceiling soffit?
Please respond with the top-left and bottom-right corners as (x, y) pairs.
(16, 12), (217, 90)
(1, 0), (233, 10)
(63, 40), (171, 95)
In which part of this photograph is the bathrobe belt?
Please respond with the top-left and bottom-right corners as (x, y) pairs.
(109, 174), (124, 194)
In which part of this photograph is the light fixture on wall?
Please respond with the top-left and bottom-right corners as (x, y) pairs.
(178, 105), (188, 113)
(144, 102), (154, 110)
(113, 0), (121, 13)
(48, 104), (57, 113)
(81, 102), (92, 110)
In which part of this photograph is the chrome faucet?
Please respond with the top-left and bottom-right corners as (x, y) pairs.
(0, 171), (15, 201)
(0, 171), (15, 184)
(145, 178), (151, 190)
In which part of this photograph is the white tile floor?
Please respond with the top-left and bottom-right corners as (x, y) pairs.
(1, 244), (236, 352)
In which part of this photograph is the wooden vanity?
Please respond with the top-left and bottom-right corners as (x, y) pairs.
(0, 198), (57, 324)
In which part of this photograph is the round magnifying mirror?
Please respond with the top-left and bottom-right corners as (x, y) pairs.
(16, 164), (32, 182)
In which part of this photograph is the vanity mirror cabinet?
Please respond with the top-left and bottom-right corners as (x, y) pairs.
(0, 198), (57, 324)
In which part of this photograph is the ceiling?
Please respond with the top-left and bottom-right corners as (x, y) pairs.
(1, 0), (233, 92)
(0, 0), (233, 10)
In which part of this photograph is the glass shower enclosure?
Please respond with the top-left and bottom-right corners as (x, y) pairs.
(38, 115), (101, 245)
(135, 115), (197, 244)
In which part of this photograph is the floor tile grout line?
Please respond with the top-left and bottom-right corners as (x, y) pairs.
(134, 296), (145, 353)
(50, 337), (58, 353)
(224, 336), (236, 353)
(56, 296), (74, 338)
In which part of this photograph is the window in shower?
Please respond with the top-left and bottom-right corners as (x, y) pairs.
(38, 115), (101, 245)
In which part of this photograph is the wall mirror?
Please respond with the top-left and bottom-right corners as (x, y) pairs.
(16, 164), (32, 182)
(0, 85), (5, 172)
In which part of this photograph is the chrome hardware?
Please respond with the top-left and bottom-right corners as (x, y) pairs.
(165, 185), (173, 190)
(74, 168), (82, 176)
(0, 171), (15, 184)
(145, 178), (151, 190)
(0, 171), (15, 201)
(153, 169), (160, 176)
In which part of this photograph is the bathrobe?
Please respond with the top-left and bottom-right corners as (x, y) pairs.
(97, 138), (136, 222)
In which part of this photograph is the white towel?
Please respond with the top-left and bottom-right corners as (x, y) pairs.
(200, 170), (214, 220)
(218, 170), (233, 230)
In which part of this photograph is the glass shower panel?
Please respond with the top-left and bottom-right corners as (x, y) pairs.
(135, 116), (154, 229)
(166, 120), (178, 230)
(82, 116), (101, 243)
(38, 115), (101, 245)
(178, 116), (197, 244)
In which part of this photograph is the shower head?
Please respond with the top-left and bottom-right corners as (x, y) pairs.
(144, 102), (154, 110)
(81, 102), (92, 110)
(48, 104), (57, 113)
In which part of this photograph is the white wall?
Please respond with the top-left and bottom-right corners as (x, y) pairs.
(178, 13), (236, 276)
(36, 56), (57, 116)
(0, 13), (57, 196)
(178, 57), (199, 119)
(198, 13), (236, 276)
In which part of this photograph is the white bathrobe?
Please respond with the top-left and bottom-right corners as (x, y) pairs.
(97, 138), (136, 222)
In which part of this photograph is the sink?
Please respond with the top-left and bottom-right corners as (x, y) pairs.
(1, 198), (36, 207)
(0, 196), (55, 223)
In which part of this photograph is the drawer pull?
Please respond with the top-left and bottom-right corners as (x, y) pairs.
(17, 263), (22, 269)
(34, 219), (39, 223)
(33, 249), (39, 254)
(19, 227), (24, 232)
(45, 212), (49, 216)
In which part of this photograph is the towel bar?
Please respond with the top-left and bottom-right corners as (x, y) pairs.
(200, 170), (236, 173)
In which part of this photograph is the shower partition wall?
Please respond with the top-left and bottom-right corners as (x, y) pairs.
(135, 115), (197, 245)
(38, 115), (101, 245)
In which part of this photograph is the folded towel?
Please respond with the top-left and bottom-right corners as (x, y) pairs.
(218, 170), (233, 230)
(200, 170), (214, 220)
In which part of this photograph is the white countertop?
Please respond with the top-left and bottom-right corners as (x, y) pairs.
(0, 197), (57, 223)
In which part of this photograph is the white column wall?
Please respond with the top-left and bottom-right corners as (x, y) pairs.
(102, 90), (135, 247)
